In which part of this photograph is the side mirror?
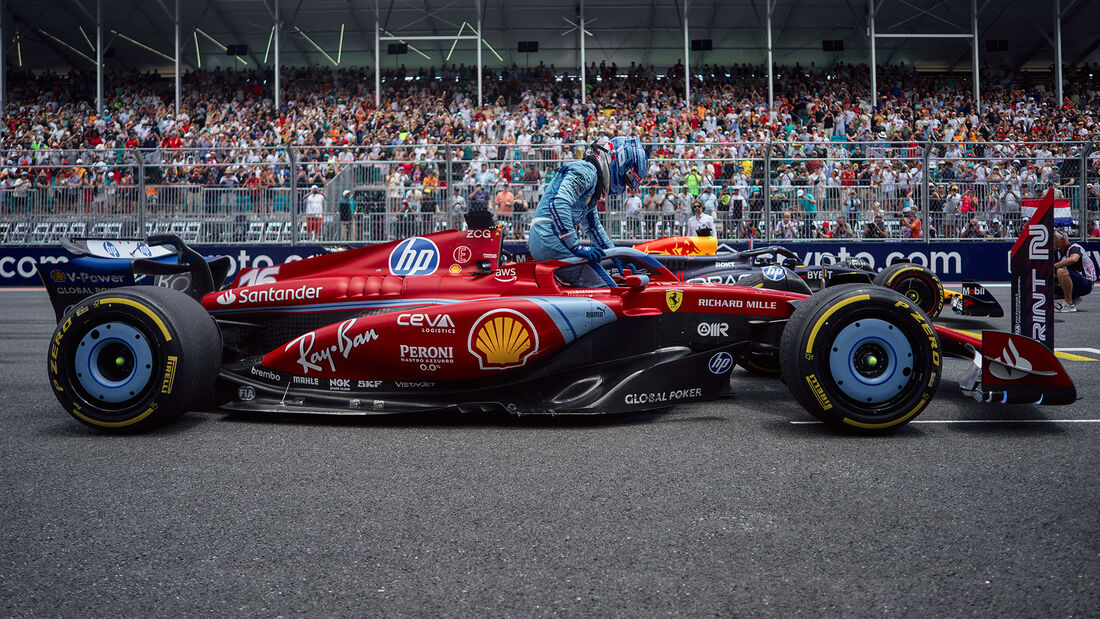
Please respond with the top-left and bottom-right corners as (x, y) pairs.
(622, 274), (648, 289)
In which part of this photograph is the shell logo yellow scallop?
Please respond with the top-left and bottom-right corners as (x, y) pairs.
(468, 309), (539, 370)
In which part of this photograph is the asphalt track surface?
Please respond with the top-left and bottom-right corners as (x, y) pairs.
(1, 285), (1097, 617)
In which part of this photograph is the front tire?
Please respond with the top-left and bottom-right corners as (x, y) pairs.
(873, 263), (945, 320)
(47, 286), (221, 432)
(779, 284), (941, 432)
(738, 350), (781, 377)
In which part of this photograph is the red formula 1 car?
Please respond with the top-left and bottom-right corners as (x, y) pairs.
(45, 228), (1076, 434)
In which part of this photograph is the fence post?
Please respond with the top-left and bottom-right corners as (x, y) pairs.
(922, 141), (931, 244)
(289, 146), (299, 244)
(1081, 142), (1089, 242)
(445, 144), (453, 229)
(136, 150), (147, 238)
(763, 141), (772, 242)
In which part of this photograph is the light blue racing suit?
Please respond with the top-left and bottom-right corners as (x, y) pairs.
(529, 160), (615, 286)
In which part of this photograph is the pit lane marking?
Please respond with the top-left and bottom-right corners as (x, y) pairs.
(948, 328), (1098, 362)
(791, 419), (1100, 425)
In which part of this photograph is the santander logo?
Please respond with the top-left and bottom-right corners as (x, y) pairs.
(989, 338), (1031, 381)
(216, 290), (237, 306)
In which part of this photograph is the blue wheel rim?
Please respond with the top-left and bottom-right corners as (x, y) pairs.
(827, 318), (914, 405)
(73, 322), (155, 404)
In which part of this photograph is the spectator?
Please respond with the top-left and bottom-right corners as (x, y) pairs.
(338, 189), (356, 240)
(775, 210), (798, 239)
(961, 218), (987, 239)
(864, 213), (887, 239)
(842, 189), (862, 229)
(494, 184), (515, 214)
(699, 186), (717, 214)
(304, 185), (325, 241)
(625, 192), (643, 238)
(1053, 229), (1095, 312)
(987, 218), (1006, 239)
(900, 206), (921, 239)
(832, 215), (854, 238)
(686, 201), (715, 236)
(470, 184), (490, 211)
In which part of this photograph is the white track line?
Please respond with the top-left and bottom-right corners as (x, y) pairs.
(791, 419), (1100, 425)
(1059, 348), (1100, 355)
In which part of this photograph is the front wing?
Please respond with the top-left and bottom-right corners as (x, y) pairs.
(937, 327), (1076, 405)
(944, 280), (1005, 318)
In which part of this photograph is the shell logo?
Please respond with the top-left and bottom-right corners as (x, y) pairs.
(468, 309), (539, 370)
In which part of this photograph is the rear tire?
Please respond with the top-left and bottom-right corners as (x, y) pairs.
(873, 263), (945, 320)
(47, 286), (221, 432)
(779, 284), (941, 433)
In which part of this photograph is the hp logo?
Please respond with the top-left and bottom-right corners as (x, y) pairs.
(762, 265), (786, 281)
(389, 237), (440, 276)
(103, 241), (121, 258)
(708, 351), (734, 375)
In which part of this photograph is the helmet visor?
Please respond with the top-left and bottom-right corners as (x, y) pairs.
(624, 168), (642, 191)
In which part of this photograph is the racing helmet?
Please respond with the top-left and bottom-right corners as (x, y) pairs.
(585, 136), (648, 197)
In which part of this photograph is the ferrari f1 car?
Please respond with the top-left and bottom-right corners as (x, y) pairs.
(632, 236), (1005, 321)
(44, 228), (1074, 434)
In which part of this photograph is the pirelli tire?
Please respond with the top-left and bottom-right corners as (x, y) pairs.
(738, 350), (781, 377)
(779, 284), (942, 433)
(873, 262), (945, 320)
(47, 286), (221, 433)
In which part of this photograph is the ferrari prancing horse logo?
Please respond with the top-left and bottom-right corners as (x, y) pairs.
(665, 289), (683, 312)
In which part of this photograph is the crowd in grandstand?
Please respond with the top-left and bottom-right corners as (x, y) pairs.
(2, 61), (1099, 240)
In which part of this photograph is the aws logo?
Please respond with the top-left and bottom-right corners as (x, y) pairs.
(468, 309), (539, 370)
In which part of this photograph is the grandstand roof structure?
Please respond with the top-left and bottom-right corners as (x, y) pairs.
(3, 0), (1097, 74)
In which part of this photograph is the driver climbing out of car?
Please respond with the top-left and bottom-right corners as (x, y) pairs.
(528, 136), (647, 287)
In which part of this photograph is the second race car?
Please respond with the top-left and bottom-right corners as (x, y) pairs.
(633, 236), (1005, 321)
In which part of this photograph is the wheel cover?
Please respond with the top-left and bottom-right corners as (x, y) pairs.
(894, 276), (934, 312)
(73, 322), (155, 404)
(827, 318), (914, 405)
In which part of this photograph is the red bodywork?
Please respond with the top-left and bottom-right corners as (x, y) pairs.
(198, 228), (1071, 408)
(201, 228), (803, 383)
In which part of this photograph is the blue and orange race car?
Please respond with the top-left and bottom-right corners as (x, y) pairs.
(633, 236), (1004, 321)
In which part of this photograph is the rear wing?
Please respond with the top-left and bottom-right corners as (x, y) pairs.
(39, 235), (230, 321)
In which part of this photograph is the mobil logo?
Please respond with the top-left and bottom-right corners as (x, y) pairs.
(389, 237), (440, 276)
